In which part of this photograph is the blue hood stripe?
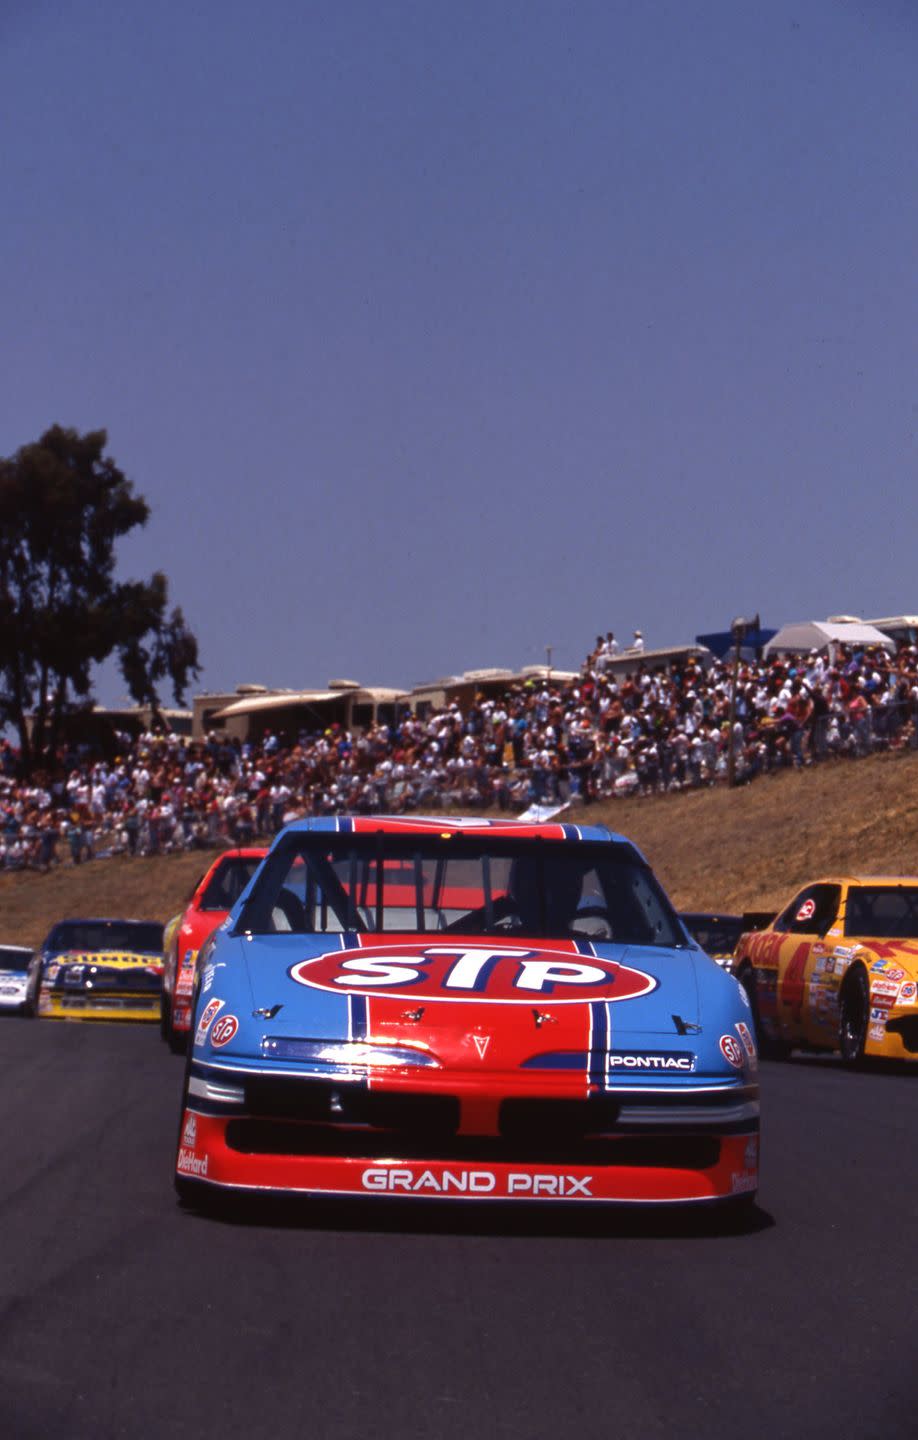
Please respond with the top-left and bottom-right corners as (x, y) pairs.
(348, 993), (368, 1041)
(575, 938), (607, 1091)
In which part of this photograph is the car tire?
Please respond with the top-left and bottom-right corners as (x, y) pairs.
(735, 964), (790, 1060)
(839, 966), (870, 1066)
(168, 1015), (188, 1055)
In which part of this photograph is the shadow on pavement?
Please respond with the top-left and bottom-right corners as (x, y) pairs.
(177, 1189), (776, 1240)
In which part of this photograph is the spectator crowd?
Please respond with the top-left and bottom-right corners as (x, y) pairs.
(3, 634), (918, 872)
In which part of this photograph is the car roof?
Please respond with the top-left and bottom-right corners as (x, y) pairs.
(279, 815), (628, 844)
(199, 846), (268, 876)
(44, 916), (162, 927)
(800, 876), (918, 890)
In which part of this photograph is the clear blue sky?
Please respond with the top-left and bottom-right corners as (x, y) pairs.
(3, 1), (916, 703)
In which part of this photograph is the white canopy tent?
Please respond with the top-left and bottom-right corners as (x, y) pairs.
(763, 621), (895, 658)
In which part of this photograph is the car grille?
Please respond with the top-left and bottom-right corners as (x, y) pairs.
(51, 970), (161, 994)
(223, 1118), (720, 1169)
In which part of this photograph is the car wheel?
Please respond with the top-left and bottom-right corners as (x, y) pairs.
(839, 966), (870, 1066)
(168, 1012), (188, 1055)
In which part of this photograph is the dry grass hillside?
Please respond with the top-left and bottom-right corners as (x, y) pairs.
(3, 748), (918, 947)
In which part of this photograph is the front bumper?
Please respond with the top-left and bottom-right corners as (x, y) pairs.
(40, 989), (161, 1022)
(0, 987), (32, 1013)
(176, 1064), (759, 1204)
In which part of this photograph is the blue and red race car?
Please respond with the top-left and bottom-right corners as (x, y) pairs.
(176, 817), (759, 1209)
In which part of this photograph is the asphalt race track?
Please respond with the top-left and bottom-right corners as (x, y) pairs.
(0, 1022), (915, 1440)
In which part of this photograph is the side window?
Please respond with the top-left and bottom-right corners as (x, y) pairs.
(774, 890), (812, 934)
(809, 884), (841, 935)
(777, 884), (840, 936)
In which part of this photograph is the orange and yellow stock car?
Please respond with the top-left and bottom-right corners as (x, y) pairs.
(733, 878), (918, 1064)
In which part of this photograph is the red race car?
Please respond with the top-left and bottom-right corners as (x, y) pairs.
(161, 847), (267, 1051)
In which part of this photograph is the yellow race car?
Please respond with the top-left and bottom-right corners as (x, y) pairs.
(733, 878), (918, 1064)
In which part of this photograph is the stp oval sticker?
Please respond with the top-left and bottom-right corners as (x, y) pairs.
(210, 1014), (239, 1048)
(289, 943), (658, 1005)
(720, 1033), (745, 1069)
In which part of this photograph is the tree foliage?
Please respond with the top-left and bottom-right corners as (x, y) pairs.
(0, 425), (200, 772)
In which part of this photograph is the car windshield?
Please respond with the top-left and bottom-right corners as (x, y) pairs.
(200, 856), (263, 911)
(44, 921), (164, 955)
(681, 915), (744, 955)
(0, 947), (32, 972)
(235, 835), (683, 946)
(844, 886), (918, 939)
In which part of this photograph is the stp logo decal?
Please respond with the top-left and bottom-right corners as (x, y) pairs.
(720, 1034), (745, 1069)
(289, 943), (658, 1006)
(735, 1021), (757, 1066)
(210, 1014), (239, 1048)
(195, 997), (223, 1045)
(795, 898), (816, 923)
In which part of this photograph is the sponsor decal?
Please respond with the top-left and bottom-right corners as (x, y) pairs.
(731, 1172), (757, 1195)
(795, 898), (816, 923)
(870, 960), (891, 973)
(360, 1167), (594, 1197)
(868, 1022), (886, 1042)
(720, 1034), (745, 1070)
(607, 1051), (695, 1072)
(738, 985), (751, 1010)
(46, 963), (60, 980)
(210, 1013), (239, 1048)
(290, 943), (657, 1006)
(195, 997), (223, 1046)
(471, 1035), (491, 1060)
(736, 1021), (757, 1065)
(176, 1148), (209, 1177)
(833, 946), (857, 961)
(202, 961), (224, 995)
(886, 966), (906, 982)
(870, 1007), (888, 1022)
(173, 1005), (192, 1029)
(871, 981), (899, 1007)
(181, 1113), (197, 1148)
(744, 1137), (759, 1169)
(181, 948), (198, 971)
(899, 981), (917, 1003)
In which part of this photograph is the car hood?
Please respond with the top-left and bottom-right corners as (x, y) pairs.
(204, 934), (704, 1063)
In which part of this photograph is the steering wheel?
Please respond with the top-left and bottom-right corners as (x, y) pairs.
(569, 905), (614, 940)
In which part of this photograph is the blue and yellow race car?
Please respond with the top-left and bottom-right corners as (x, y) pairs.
(38, 918), (165, 1022)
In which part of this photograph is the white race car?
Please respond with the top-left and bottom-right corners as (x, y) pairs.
(0, 944), (41, 1016)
